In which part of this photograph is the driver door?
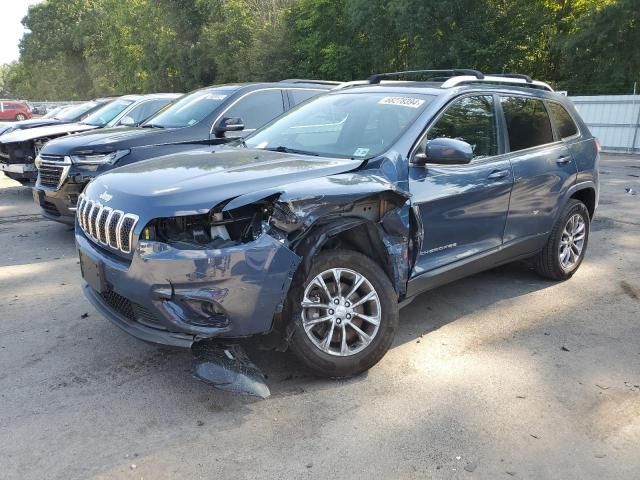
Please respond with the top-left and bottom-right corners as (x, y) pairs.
(409, 94), (514, 278)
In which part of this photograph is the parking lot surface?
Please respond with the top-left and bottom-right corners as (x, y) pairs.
(1, 154), (639, 479)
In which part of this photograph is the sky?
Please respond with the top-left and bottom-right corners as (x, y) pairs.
(0, 0), (44, 65)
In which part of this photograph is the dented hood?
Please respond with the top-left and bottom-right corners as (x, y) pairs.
(0, 122), (97, 144)
(83, 148), (365, 219)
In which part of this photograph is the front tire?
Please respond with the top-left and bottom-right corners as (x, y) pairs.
(287, 249), (399, 377)
(15, 113), (26, 121)
(534, 199), (590, 280)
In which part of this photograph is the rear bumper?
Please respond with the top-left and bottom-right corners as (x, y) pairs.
(76, 228), (302, 346)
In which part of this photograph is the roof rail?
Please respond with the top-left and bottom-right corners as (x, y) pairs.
(368, 69), (484, 84)
(441, 75), (554, 92)
(280, 79), (342, 86)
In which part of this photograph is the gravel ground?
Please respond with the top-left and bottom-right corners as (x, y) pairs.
(0, 154), (639, 479)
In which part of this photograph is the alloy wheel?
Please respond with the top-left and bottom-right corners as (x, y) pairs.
(301, 268), (381, 357)
(559, 213), (586, 269)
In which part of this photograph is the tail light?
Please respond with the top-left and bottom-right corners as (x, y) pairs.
(595, 138), (601, 153)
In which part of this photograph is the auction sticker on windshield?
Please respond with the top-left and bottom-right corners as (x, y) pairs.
(378, 96), (425, 108)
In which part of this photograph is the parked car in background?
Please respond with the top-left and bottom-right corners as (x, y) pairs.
(0, 99), (112, 138)
(33, 81), (335, 223)
(0, 100), (32, 121)
(1, 93), (179, 185)
(74, 70), (599, 378)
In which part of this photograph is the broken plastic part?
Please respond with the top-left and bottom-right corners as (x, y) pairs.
(191, 342), (270, 398)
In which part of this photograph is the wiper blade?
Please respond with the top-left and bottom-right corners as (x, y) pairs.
(141, 123), (165, 129)
(264, 145), (319, 156)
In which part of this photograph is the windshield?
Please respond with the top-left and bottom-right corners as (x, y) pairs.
(144, 87), (237, 128)
(43, 107), (63, 118)
(55, 101), (98, 121)
(245, 92), (433, 159)
(81, 99), (134, 126)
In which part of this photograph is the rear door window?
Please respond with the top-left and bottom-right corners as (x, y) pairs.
(223, 90), (285, 131)
(548, 102), (579, 139)
(289, 89), (324, 106)
(500, 96), (554, 151)
(424, 95), (498, 159)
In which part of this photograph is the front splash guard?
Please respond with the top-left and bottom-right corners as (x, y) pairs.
(191, 342), (271, 398)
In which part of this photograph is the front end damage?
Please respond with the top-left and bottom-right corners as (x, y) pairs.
(77, 166), (411, 397)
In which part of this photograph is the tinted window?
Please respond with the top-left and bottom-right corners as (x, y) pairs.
(501, 96), (554, 151)
(548, 102), (578, 139)
(425, 95), (497, 158)
(223, 90), (285, 130)
(289, 89), (324, 106)
(245, 92), (433, 159)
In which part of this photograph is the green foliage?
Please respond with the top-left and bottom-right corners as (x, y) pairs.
(1, 0), (636, 100)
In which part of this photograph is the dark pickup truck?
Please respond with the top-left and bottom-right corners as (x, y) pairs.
(74, 70), (599, 380)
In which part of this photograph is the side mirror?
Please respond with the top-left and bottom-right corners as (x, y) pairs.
(413, 137), (474, 165)
(119, 116), (136, 127)
(214, 117), (245, 138)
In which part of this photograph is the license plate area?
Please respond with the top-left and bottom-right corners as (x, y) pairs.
(79, 250), (106, 293)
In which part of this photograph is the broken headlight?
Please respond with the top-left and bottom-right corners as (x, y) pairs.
(141, 202), (272, 250)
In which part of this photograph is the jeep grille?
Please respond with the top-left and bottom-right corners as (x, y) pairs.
(77, 194), (139, 254)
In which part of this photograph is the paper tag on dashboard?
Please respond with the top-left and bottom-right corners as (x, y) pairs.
(353, 148), (370, 157)
(378, 96), (424, 108)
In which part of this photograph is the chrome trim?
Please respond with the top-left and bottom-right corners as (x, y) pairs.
(77, 194), (139, 254)
(36, 155), (71, 191)
(441, 75), (554, 92)
(97, 206), (112, 245)
(116, 213), (139, 254)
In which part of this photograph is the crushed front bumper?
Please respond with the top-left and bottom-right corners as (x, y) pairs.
(76, 229), (301, 348)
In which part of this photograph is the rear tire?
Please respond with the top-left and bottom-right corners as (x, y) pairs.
(287, 249), (399, 377)
(534, 199), (590, 280)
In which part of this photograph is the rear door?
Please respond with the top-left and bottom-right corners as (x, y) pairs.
(409, 94), (514, 274)
(0, 102), (8, 120)
(500, 95), (577, 244)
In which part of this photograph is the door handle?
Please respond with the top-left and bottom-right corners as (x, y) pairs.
(556, 155), (571, 164)
(487, 170), (509, 180)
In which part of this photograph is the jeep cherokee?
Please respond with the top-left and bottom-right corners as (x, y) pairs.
(74, 70), (599, 378)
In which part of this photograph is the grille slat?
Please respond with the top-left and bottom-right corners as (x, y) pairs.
(38, 164), (64, 188)
(77, 194), (138, 254)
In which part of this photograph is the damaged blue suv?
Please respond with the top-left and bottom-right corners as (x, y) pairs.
(75, 70), (599, 378)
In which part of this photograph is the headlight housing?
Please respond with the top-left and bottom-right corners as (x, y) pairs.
(70, 149), (130, 165)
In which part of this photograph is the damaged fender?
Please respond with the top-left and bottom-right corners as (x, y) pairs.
(223, 172), (412, 296)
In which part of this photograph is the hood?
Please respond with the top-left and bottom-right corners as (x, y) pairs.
(40, 126), (193, 155)
(83, 148), (364, 221)
(0, 118), (62, 137)
(0, 122), (97, 144)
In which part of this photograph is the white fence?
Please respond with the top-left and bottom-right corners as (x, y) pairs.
(570, 95), (640, 153)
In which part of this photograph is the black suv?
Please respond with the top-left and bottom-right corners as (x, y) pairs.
(32, 81), (336, 224)
(75, 70), (599, 379)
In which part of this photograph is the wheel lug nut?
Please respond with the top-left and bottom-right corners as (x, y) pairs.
(346, 313), (351, 319)
(336, 318), (341, 324)
(345, 302), (350, 307)
(334, 298), (340, 305)
(328, 309), (334, 315)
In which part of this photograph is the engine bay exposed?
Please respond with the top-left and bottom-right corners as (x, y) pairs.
(142, 202), (272, 249)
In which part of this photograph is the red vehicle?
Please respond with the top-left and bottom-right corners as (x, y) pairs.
(0, 100), (32, 121)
